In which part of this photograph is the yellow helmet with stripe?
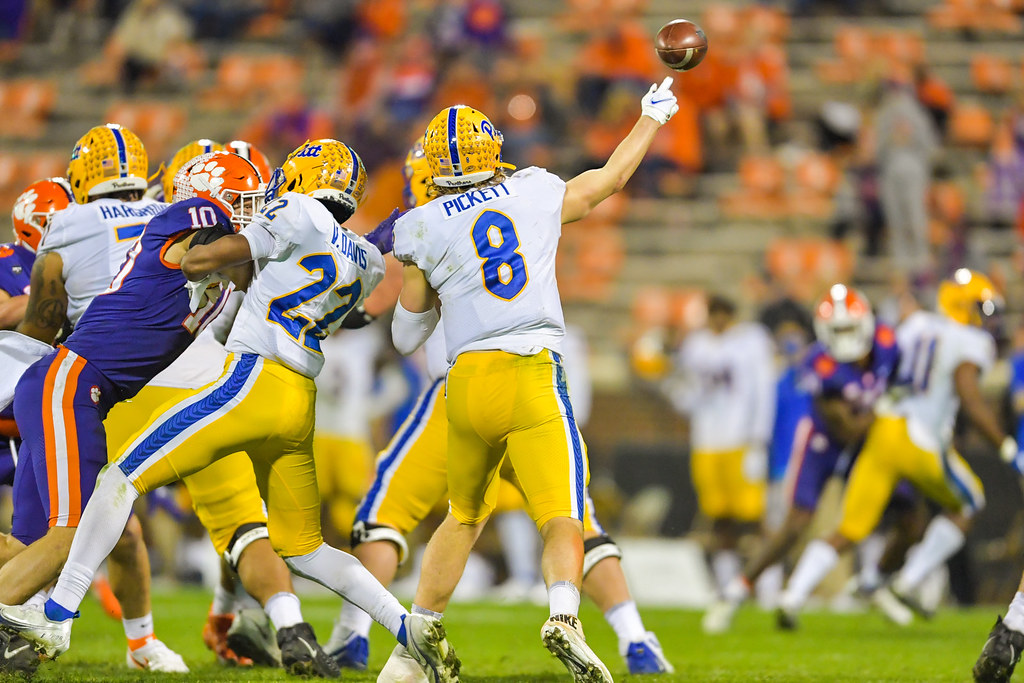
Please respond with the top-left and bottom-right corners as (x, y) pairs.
(423, 105), (514, 188)
(67, 123), (148, 204)
(403, 141), (430, 208)
(937, 268), (1001, 326)
(162, 139), (224, 200)
(267, 139), (366, 216)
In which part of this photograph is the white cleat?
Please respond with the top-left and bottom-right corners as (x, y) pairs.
(870, 586), (914, 627)
(0, 603), (71, 659)
(702, 599), (740, 635)
(378, 643), (429, 683)
(126, 638), (190, 672)
(404, 614), (460, 683)
(541, 614), (613, 683)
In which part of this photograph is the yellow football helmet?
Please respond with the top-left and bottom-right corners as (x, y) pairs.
(423, 105), (515, 188)
(267, 139), (366, 214)
(937, 268), (1002, 326)
(162, 139), (224, 200)
(67, 123), (148, 204)
(403, 141), (430, 208)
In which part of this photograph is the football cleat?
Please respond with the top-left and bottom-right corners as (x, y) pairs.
(276, 622), (340, 678)
(974, 616), (1024, 683)
(702, 599), (741, 635)
(870, 585), (914, 627)
(126, 638), (189, 672)
(624, 632), (674, 674)
(203, 611), (254, 666)
(378, 643), (428, 683)
(324, 625), (368, 670)
(227, 608), (280, 667)
(541, 614), (612, 683)
(404, 614), (461, 683)
(0, 603), (71, 659)
(67, 123), (148, 203)
(0, 630), (39, 676)
(775, 606), (799, 632)
(891, 584), (936, 621)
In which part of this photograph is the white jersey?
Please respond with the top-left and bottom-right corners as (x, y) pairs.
(892, 310), (995, 448)
(147, 290), (242, 389)
(672, 322), (776, 452)
(393, 167), (567, 363)
(228, 192), (386, 379)
(38, 197), (166, 325)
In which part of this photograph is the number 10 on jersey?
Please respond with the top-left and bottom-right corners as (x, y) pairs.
(472, 209), (528, 300)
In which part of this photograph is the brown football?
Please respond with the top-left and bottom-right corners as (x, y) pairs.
(655, 19), (708, 72)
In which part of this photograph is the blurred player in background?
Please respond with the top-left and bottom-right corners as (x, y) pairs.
(328, 145), (672, 678)
(0, 125), (189, 672)
(703, 285), (900, 632)
(1, 139), (458, 683)
(385, 77), (680, 683)
(666, 294), (776, 602)
(777, 270), (1011, 628)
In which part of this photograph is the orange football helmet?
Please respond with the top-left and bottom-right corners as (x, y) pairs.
(11, 177), (74, 252)
(813, 283), (875, 363)
(225, 140), (272, 184)
(172, 152), (264, 231)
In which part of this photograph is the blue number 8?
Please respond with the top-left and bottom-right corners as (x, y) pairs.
(471, 210), (528, 300)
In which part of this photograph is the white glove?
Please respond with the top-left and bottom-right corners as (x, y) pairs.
(641, 77), (679, 125)
(1000, 436), (1018, 464)
(185, 275), (216, 313)
(742, 443), (768, 481)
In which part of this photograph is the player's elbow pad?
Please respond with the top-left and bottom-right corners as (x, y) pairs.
(392, 302), (439, 355)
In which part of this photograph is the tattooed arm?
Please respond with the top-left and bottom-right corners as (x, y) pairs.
(16, 252), (68, 344)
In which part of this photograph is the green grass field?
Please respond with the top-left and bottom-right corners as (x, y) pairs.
(23, 588), (999, 681)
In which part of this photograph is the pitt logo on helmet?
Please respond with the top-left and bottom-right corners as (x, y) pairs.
(294, 145), (323, 158)
(267, 140), (366, 219)
(423, 105), (515, 188)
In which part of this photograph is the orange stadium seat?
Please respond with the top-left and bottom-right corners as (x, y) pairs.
(876, 31), (925, 66)
(0, 79), (56, 139)
(0, 151), (67, 215)
(790, 153), (840, 218)
(104, 101), (187, 162)
(201, 54), (303, 111)
(949, 103), (995, 147)
(668, 289), (709, 332)
(766, 238), (855, 301)
(971, 54), (1014, 93)
(721, 155), (787, 218)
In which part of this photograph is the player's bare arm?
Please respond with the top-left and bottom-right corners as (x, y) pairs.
(954, 361), (1007, 448)
(0, 291), (28, 330)
(179, 233), (254, 288)
(16, 251), (68, 344)
(561, 77), (678, 225)
(816, 394), (874, 446)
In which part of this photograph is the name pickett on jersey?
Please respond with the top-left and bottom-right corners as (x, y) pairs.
(440, 182), (517, 219)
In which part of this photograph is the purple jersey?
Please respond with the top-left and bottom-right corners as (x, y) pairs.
(63, 198), (233, 401)
(0, 243), (33, 298)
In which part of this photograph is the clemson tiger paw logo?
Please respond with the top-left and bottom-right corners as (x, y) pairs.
(90, 386), (101, 404)
(188, 160), (228, 193)
(12, 190), (39, 222)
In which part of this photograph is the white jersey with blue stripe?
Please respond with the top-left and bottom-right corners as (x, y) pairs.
(227, 192), (386, 379)
(38, 198), (166, 325)
(393, 167), (567, 364)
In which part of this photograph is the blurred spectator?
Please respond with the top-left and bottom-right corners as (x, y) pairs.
(875, 80), (939, 280)
(106, 0), (195, 93)
(183, 0), (265, 41)
(424, 0), (509, 67)
(235, 81), (333, 164)
(816, 101), (860, 151)
(914, 65), (954, 138)
(0, 0), (28, 61)
(573, 13), (660, 118)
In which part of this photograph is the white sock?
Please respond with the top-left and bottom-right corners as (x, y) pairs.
(50, 468), (139, 613)
(892, 516), (964, 596)
(335, 601), (374, 640)
(23, 589), (50, 611)
(604, 600), (645, 643)
(857, 533), (887, 593)
(264, 592), (303, 630)
(411, 604), (443, 619)
(495, 511), (540, 585)
(211, 584), (234, 615)
(1004, 592), (1024, 634)
(123, 613), (154, 644)
(285, 544), (406, 639)
(548, 581), (581, 618)
(779, 540), (839, 612)
(711, 550), (742, 595)
(755, 564), (784, 610)
(723, 574), (752, 604)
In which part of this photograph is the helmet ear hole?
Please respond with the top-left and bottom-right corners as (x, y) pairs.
(287, 179), (297, 191)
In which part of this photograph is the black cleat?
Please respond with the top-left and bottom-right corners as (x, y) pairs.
(227, 608), (281, 668)
(891, 585), (936, 620)
(0, 630), (40, 678)
(277, 622), (340, 679)
(775, 607), (799, 631)
(974, 616), (1024, 683)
